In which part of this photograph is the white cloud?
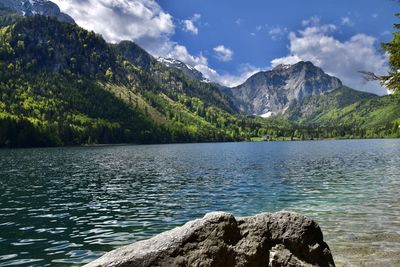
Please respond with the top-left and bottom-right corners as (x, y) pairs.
(163, 45), (258, 87)
(166, 45), (208, 67)
(268, 26), (288, 41)
(341, 16), (354, 26)
(182, 13), (201, 35)
(52, 0), (257, 87)
(271, 20), (389, 95)
(197, 64), (261, 87)
(213, 45), (234, 62)
(53, 0), (174, 45)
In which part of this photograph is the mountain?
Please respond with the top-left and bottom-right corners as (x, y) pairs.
(288, 86), (400, 129)
(113, 41), (155, 71)
(157, 57), (210, 83)
(0, 15), (260, 147)
(0, 0), (74, 23)
(0, 10), (398, 148)
(229, 61), (342, 116)
(286, 86), (377, 123)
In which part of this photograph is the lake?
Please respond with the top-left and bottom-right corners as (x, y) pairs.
(0, 139), (399, 266)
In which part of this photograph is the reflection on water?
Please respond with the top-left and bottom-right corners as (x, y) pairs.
(0, 139), (400, 266)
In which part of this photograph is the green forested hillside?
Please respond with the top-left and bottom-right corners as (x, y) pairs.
(0, 13), (399, 148)
(0, 15), (264, 147)
(287, 86), (377, 122)
(286, 87), (400, 138)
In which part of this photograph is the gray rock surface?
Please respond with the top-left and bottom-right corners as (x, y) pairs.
(229, 61), (342, 116)
(0, 0), (74, 23)
(157, 57), (210, 83)
(85, 211), (335, 267)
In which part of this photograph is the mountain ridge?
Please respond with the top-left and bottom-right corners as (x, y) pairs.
(0, 0), (74, 23)
(0, 15), (259, 147)
(0, 6), (399, 148)
(228, 61), (343, 116)
(157, 57), (210, 83)
(286, 86), (377, 123)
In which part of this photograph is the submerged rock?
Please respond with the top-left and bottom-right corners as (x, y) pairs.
(85, 211), (335, 267)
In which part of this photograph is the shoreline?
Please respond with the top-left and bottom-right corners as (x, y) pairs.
(0, 136), (399, 150)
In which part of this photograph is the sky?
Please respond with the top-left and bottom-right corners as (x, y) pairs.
(52, 0), (399, 95)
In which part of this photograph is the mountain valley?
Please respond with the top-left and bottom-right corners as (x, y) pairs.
(0, 0), (399, 148)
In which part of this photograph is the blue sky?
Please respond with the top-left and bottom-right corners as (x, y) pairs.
(54, 0), (398, 94)
(162, 0), (395, 71)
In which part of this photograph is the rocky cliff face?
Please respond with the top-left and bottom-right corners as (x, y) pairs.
(0, 0), (74, 23)
(229, 61), (342, 116)
(85, 211), (335, 267)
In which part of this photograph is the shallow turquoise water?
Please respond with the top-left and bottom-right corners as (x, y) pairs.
(0, 139), (399, 266)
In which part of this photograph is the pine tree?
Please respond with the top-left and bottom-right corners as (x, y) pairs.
(363, 13), (400, 93)
(381, 13), (400, 93)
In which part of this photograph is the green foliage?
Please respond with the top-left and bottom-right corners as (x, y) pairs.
(0, 15), (399, 148)
(377, 13), (400, 93)
(283, 87), (400, 139)
(0, 8), (22, 27)
(0, 66), (164, 147)
(0, 16), (247, 147)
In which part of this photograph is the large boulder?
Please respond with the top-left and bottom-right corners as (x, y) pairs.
(85, 212), (335, 267)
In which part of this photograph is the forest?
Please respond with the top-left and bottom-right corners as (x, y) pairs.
(0, 13), (399, 148)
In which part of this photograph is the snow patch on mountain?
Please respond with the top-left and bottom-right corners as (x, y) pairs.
(157, 57), (211, 83)
(0, 0), (74, 23)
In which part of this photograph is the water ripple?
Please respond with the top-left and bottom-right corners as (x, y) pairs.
(0, 140), (399, 266)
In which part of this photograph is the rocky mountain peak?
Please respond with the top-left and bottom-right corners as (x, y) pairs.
(273, 61), (322, 73)
(272, 63), (292, 71)
(0, 0), (74, 23)
(157, 57), (210, 83)
(229, 61), (342, 116)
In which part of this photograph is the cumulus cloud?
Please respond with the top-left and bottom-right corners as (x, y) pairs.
(159, 45), (257, 87)
(53, 0), (174, 45)
(182, 13), (201, 35)
(166, 45), (208, 67)
(164, 45), (255, 87)
(53, 0), (256, 87)
(271, 19), (388, 95)
(213, 45), (234, 62)
(197, 64), (261, 87)
(164, 42), (255, 87)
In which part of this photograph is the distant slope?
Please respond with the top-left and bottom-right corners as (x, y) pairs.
(309, 94), (400, 129)
(286, 86), (400, 130)
(286, 86), (377, 122)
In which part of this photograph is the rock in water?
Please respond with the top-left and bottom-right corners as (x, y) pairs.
(85, 212), (335, 267)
